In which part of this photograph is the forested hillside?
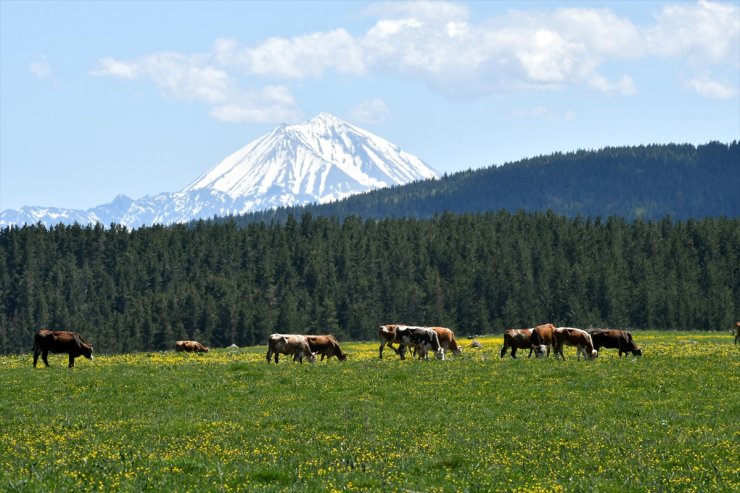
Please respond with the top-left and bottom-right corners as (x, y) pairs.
(225, 142), (739, 225)
(1, 212), (738, 354)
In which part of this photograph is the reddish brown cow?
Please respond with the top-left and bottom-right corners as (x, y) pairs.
(553, 327), (598, 360)
(33, 330), (93, 368)
(306, 335), (347, 361)
(500, 328), (546, 359)
(589, 329), (642, 356)
(530, 323), (556, 357)
(266, 334), (316, 364)
(175, 340), (209, 353)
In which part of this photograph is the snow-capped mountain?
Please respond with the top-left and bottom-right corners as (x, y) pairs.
(1, 114), (438, 228)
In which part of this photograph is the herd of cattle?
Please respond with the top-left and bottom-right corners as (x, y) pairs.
(30, 321), (740, 367)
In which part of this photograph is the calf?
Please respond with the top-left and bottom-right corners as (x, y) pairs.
(33, 330), (93, 368)
(553, 327), (598, 360)
(500, 328), (546, 359)
(306, 335), (347, 361)
(589, 329), (642, 357)
(396, 326), (445, 360)
(266, 334), (316, 364)
(175, 340), (209, 353)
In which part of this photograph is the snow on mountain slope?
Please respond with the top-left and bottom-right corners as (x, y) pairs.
(0, 114), (437, 228)
(183, 113), (437, 203)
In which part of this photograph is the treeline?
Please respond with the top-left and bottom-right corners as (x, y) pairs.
(1, 211), (738, 354)
(220, 142), (740, 225)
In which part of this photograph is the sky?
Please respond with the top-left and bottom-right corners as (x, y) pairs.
(1, 0), (739, 211)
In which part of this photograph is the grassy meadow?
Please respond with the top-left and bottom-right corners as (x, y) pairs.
(1, 331), (738, 492)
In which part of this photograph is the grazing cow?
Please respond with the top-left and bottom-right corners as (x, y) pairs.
(553, 327), (598, 360)
(33, 330), (93, 368)
(428, 327), (463, 357)
(410, 326), (464, 359)
(500, 328), (546, 359)
(735, 322), (740, 345)
(306, 335), (347, 361)
(266, 334), (316, 364)
(589, 329), (642, 357)
(175, 340), (209, 353)
(396, 326), (445, 360)
(530, 323), (556, 357)
(379, 324), (405, 359)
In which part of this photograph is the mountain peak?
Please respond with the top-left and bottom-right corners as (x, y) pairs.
(183, 115), (437, 205)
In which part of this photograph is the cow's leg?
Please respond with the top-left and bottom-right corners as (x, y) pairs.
(511, 347), (517, 359)
(42, 350), (50, 367)
(266, 349), (272, 363)
(500, 344), (508, 358)
(555, 345), (564, 360)
(379, 342), (385, 359)
(68, 355), (75, 368)
(33, 348), (40, 367)
(399, 345), (407, 360)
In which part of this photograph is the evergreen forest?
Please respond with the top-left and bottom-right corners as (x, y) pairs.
(1, 211), (738, 354)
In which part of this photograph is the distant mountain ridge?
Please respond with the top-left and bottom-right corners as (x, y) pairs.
(221, 141), (740, 224)
(0, 113), (437, 228)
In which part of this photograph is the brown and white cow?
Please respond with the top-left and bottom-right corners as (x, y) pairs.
(266, 334), (317, 364)
(427, 327), (463, 357)
(500, 328), (546, 359)
(306, 335), (347, 361)
(396, 326), (445, 360)
(410, 326), (463, 359)
(378, 324), (404, 359)
(175, 340), (209, 353)
(589, 329), (642, 357)
(553, 327), (598, 360)
(530, 323), (556, 357)
(33, 329), (94, 368)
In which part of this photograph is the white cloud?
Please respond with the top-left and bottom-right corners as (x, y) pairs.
(90, 56), (138, 78)
(243, 29), (365, 79)
(90, 1), (740, 120)
(647, 0), (740, 63)
(686, 74), (736, 99)
(29, 56), (56, 82)
(209, 86), (301, 123)
(350, 99), (390, 124)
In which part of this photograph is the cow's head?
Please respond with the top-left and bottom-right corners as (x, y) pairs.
(589, 349), (598, 360)
(452, 347), (463, 356)
(632, 347), (643, 356)
(307, 352), (317, 364)
(82, 344), (94, 360)
(434, 347), (445, 360)
(337, 353), (348, 361)
(532, 345), (547, 358)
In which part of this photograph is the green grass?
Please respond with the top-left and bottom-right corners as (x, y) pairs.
(1, 332), (738, 492)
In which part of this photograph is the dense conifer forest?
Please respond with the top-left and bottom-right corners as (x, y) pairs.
(1, 211), (738, 354)
(226, 142), (739, 225)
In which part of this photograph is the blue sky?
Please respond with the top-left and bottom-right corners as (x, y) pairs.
(1, 0), (738, 211)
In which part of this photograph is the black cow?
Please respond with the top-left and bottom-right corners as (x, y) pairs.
(33, 330), (94, 368)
